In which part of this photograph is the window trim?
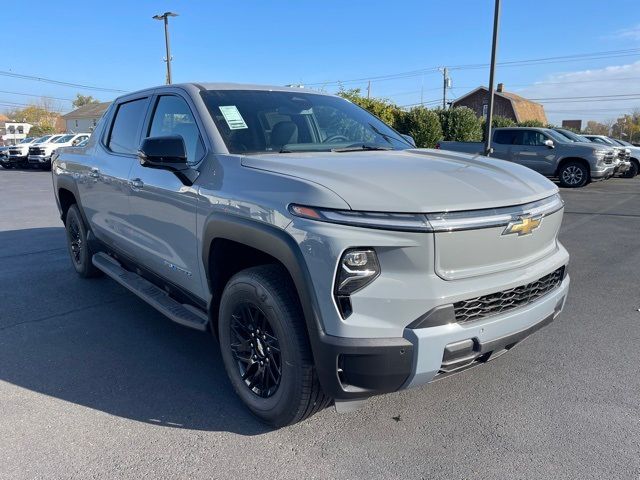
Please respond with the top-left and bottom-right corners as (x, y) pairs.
(145, 93), (207, 166)
(102, 96), (151, 158)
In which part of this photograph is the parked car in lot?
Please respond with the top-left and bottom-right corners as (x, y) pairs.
(27, 134), (63, 169)
(0, 145), (10, 164)
(610, 138), (639, 178)
(53, 83), (570, 426)
(3, 136), (38, 168)
(437, 127), (615, 188)
(582, 134), (632, 176)
(552, 129), (631, 177)
(28, 133), (90, 170)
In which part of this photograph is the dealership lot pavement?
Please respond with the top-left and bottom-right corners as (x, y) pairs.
(1, 169), (639, 480)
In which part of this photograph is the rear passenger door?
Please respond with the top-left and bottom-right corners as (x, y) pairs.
(126, 93), (206, 299)
(78, 95), (150, 251)
(511, 130), (557, 174)
(491, 129), (517, 160)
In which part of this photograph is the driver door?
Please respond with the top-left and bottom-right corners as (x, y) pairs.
(512, 130), (558, 175)
(126, 93), (207, 299)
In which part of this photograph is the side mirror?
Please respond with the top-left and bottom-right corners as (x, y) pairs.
(401, 134), (416, 148)
(138, 135), (198, 185)
(544, 139), (555, 148)
(138, 135), (188, 169)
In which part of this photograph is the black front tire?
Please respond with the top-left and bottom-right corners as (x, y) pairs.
(64, 204), (101, 278)
(622, 160), (639, 178)
(558, 161), (589, 188)
(218, 265), (330, 427)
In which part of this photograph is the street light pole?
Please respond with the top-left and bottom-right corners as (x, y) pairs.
(483, 0), (501, 157)
(153, 12), (178, 84)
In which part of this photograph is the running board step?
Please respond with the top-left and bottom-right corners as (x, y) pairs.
(92, 252), (208, 331)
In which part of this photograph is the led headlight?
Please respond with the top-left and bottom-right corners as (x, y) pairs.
(334, 248), (380, 319)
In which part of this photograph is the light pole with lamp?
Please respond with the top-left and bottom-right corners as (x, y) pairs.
(152, 11), (178, 84)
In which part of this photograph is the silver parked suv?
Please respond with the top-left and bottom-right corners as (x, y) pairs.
(53, 83), (570, 426)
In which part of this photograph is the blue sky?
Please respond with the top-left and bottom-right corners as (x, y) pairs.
(2, 0), (639, 124)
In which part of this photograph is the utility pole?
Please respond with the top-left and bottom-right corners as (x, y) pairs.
(153, 12), (178, 84)
(442, 67), (448, 108)
(367, 81), (371, 99)
(483, 0), (501, 157)
(439, 67), (451, 109)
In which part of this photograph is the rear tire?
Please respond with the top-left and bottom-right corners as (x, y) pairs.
(218, 265), (330, 427)
(64, 204), (102, 278)
(558, 161), (589, 188)
(622, 160), (638, 178)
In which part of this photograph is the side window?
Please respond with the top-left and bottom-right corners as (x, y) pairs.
(148, 95), (204, 165)
(494, 130), (516, 145)
(521, 131), (546, 146)
(108, 98), (148, 155)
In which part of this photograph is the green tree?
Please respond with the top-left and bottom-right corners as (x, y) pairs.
(437, 107), (483, 142)
(491, 115), (516, 128)
(397, 106), (442, 148)
(584, 120), (610, 135)
(337, 87), (403, 129)
(517, 119), (545, 127)
(28, 124), (57, 137)
(72, 94), (99, 109)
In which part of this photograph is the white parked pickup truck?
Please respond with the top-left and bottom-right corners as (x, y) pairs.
(28, 133), (90, 170)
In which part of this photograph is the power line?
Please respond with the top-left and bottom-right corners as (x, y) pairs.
(0, 90), (74, 102)
(0, 70), (126, 93)
(304, 48), (640, 87)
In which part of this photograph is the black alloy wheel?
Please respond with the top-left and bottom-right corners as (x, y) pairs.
(229, 302), (282, 398)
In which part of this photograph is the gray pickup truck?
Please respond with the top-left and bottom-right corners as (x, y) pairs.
(438, 127), (616, 188)
(52, 83), (570, 426)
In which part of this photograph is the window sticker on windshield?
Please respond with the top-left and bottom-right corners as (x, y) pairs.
(219, 105), (248, 130)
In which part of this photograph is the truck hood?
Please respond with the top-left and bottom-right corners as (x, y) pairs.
(241, 149), (558, 212)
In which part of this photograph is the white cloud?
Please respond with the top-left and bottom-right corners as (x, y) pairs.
(614, 24), (640, 41)
(514, 61), (640, 126)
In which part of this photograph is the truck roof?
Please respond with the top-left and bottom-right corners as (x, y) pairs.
(115, 82), (331, 102)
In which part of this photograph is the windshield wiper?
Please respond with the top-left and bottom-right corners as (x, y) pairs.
(332, 144), (392, 152)
(368, 123), (409, 146)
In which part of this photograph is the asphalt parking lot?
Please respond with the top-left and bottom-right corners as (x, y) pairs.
(1, 169), (639, 480)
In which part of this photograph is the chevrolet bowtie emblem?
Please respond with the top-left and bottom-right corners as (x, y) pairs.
(503, 215), (542, 236)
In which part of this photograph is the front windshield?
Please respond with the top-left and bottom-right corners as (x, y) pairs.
(19, 137), (33, 144)
(201, 89), (412, 154)
(35, 135), (52, 144)
(587, 136), (614, 145)
(556, 129), (589, 143)
(545, 129), (570, 143)
(55, 134), (75, 143)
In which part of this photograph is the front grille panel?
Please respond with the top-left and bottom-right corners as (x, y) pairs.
(453, 267), (564, 323)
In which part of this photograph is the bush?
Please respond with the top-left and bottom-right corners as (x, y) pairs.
(491, 115), (516, 128)
(517, 119), (545, 127)
(337, 87), (402, 129)
(397, 107), (442, 148)
(437, 107), (483, 142)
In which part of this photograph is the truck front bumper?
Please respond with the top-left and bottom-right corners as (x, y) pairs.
(316, 272), (569, 399)
(3, 155), (28, 166)
(591, 164), (615, 180)
(28, 154), (51, 164)
(403, 274), (569, 387)
(615, 161), (631, 175)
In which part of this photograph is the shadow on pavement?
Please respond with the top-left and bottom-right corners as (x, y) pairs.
(0, 227), (272, 436)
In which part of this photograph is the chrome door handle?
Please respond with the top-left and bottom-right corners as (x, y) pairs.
(89, 168), (100, 178)
(129, 178), (144, 189)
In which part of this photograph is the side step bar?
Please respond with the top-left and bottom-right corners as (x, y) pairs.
(92, 252), (209, 331)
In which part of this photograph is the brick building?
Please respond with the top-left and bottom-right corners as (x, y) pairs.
(452, 84), (548, 124)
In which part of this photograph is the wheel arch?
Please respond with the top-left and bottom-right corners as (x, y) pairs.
(202, 213), (324, 344)
(555, 157), (591, 179)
